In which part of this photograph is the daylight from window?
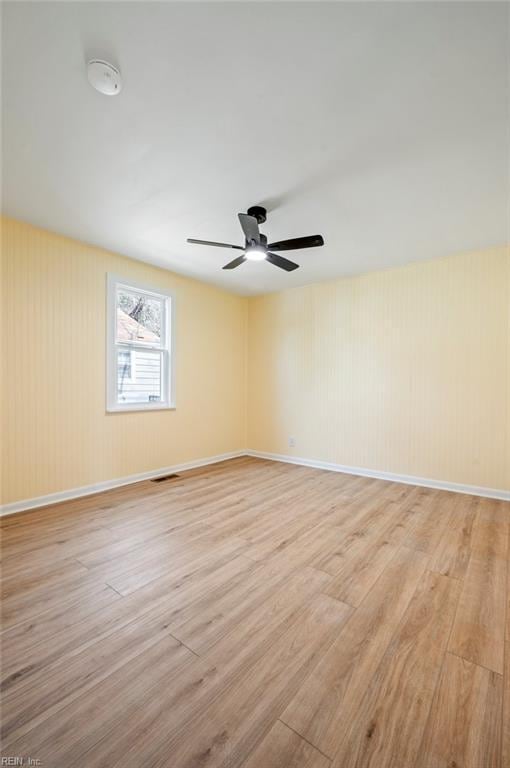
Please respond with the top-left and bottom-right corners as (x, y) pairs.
(108, 278), (172, 411)
(116, 290), (162, 404)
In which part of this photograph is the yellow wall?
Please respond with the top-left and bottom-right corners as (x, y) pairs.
(2, 217), (508, 506)
(247, 248), (510, 491)
(1, 217), (247, 505)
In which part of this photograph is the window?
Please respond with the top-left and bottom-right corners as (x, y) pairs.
(107, 275), (174, 411)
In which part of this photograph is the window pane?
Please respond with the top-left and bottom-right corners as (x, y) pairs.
(117, 349), (162, 404)
(118, 350), (132, 379)
(116, 289), (162, 344)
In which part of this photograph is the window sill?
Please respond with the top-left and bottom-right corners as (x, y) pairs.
(107, 403), (176, 413)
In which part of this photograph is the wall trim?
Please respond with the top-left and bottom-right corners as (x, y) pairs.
(2, 448), (508, 516)
(0, 451), (246, 517)
(246, 450), (510, 502)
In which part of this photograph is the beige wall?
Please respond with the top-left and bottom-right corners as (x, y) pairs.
(2, 217), (508, 506)
(1, 217), (247, 505)
(247, 248), (510, 491)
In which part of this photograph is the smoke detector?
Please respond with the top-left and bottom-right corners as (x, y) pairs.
(87, 59), (122, 96)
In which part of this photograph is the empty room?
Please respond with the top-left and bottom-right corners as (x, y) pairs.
(1, 2), (509, 767)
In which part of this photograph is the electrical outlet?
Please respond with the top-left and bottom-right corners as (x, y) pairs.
(288, 437), (296, 448)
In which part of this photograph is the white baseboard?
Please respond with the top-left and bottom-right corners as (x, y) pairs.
(2, 448), (508, 517)
(0, 451), (246, 517)
(246, 450), (510, 502)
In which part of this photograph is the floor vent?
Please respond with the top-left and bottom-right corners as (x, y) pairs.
(151, 473), (180, 483)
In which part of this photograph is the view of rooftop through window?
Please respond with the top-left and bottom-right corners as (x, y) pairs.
(117, 289), (161, 341)
(112, 286), (168, 407)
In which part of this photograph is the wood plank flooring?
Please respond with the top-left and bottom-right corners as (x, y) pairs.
(1, 457), (508, 768)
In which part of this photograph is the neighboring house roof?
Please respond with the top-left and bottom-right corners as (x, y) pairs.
(117, 308), (159, 343)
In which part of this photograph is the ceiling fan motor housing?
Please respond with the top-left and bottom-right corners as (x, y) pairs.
(247, 206), (267, 224)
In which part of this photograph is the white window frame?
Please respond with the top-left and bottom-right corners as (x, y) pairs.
(106, 274), (175, 412)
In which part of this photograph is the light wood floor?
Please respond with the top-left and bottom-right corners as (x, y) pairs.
(1, 457), (508, 768)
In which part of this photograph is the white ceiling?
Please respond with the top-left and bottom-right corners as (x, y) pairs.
(2, 1), (509, 296)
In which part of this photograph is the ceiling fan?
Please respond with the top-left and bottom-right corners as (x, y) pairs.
(187, 206), (324, 272)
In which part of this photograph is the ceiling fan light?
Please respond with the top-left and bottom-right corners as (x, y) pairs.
(245, 246), (266, 261)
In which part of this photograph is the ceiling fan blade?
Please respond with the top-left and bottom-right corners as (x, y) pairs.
(238, 214), (260, 245)
(222, 255), (247, 270)
(266, 252), (299, 272)
(187, 238), (244, 250)
(267, 235), (324, 251)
